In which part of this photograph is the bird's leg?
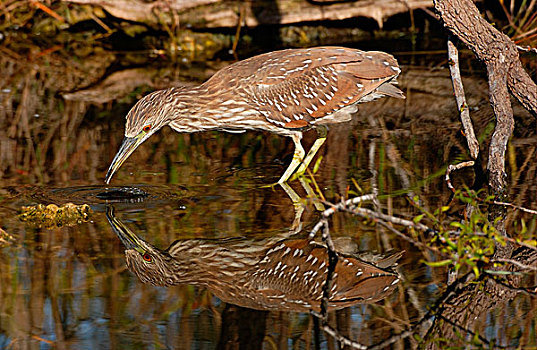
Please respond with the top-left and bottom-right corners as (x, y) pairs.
(298, 178), (325, 211)
(295, 126), (328, 176)
(277, 133), (305, 184)
(278, 182), (305, 232)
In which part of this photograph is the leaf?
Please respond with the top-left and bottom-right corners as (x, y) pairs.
(445, 237), (458, 250)
(351, 178), (362, 193)
(450, 221), (464, 229)
(519, 219), (527, 235)
(425, 259), (453, 267)
(521, 239), (536, 247)
(312, 156), (323, 174)
(413, 214), (425, 223)
(484, 269), (523, 276)
(472, 265), (480, 278)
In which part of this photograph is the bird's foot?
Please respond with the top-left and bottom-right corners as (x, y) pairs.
(259, 176), (298, 188)
(260, 182), (279, 189)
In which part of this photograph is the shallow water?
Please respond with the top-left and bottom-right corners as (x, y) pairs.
(0, 28), (536, 349)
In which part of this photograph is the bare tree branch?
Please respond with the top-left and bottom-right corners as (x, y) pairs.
(447, 38), (479, 160)
(434, 0), (537, 195)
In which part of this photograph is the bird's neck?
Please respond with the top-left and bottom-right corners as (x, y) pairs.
(165, 239), (265, 287)
(165, 86), (255, 133)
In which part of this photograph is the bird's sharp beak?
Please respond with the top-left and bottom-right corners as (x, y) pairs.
(105, 135), (143, 184)
(106, 206), (145, 253)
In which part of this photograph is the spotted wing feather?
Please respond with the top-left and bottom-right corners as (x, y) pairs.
(248, 239), (399, 309)
(226, 47), (404, 129)
(331, 255), (399, 304)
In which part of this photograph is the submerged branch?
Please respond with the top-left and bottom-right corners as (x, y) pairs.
(492, 258), (537, 272)
(493, 201), (537, 215)
(488, 277), (537, 297)
(445, 161), (475, 193)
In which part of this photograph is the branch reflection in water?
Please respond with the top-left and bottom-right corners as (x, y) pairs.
(106, 206), (402, 312)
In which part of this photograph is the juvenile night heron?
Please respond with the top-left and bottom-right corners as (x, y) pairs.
(105, 46), (404, 184)
(107, 206), (401, 311)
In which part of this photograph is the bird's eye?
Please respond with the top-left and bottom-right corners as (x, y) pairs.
(142, 252), (153, 262)
(143, 124), (152, 132)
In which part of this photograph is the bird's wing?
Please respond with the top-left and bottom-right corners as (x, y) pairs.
(233, 47), (403, 129)
(330, 256), (400, 304)
(225, 47), (398, 83)
(248, 238), (400, 308)
(248, 239), (325, 299)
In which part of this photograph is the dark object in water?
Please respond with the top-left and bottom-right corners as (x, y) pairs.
(97, 187), (150, 201)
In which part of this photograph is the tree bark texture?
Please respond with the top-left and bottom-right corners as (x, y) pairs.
(64, 0), (433, 29)
(434, 0), (537, 195)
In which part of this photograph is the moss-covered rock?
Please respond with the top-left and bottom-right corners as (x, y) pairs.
(19, 203), (93, 228)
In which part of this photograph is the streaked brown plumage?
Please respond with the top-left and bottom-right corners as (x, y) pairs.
(107, 206), (401, 312)
(105, 46), (404, 184)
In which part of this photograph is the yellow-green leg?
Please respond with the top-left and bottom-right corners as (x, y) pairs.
(279, 180), (324, 231)
(299, 178), (325, 211)
(277, 133), (305, 184)
(279, 182), (305, 232)
(295, 126), (327, 176)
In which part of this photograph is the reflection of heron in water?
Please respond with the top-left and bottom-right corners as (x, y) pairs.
(107, 206), (402, 312)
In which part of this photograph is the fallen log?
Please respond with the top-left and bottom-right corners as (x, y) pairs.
(64, 0), (432, 29)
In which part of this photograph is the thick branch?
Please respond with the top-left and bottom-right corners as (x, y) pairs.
(507, 58), (537, 116)
(486, 61), (514, 195)
(434, 0), (536, 194)
(434, 0), (537, 116)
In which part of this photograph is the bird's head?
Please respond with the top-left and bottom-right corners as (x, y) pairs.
(105, 89), (174, 184)
(106, 206), (178, 286)
(123, 245), (177, 287)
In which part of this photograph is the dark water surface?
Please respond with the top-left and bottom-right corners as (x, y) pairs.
(0, 28), (536, 349)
